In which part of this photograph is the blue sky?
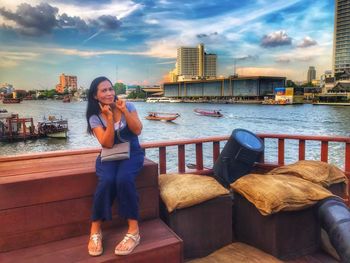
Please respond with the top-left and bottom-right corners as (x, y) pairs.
(0, 0), (334, 90)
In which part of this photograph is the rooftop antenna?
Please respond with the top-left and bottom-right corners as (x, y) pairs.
(115, 65), (118, 84)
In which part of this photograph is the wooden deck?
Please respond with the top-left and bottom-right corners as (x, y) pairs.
(0, 150), (183, 262)
(0, 219), (182, 263)
(1, 134), (348, 262)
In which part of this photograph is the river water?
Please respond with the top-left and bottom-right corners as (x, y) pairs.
(1, 100), (349, 171)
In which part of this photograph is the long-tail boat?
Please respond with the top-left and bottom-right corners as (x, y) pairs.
(0, 133), (349, 262)
(2, 98), (21, 104)
(145, 112), (180, 121)
(194, 108), (223, 117)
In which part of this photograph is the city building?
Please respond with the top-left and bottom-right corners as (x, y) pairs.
(163, 76), (285, 99)
(0, 83), (14, 94)
(171, 44), (217, 82)
(320, 70), (335, 93)
(333, 0), (350, 78)
(56, 73), (77, 93)
(307, 66), (316, 83)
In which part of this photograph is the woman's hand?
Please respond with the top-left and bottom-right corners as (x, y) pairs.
(99, 103), (113, 121)
(116, 99), (127, 113)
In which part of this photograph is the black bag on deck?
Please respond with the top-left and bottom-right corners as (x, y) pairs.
(213, 129), (264, 188)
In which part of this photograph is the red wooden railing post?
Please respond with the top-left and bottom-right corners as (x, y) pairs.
(278, 139), (285, 165)
(159, 147), (166, 174)
(321, 141), (329, 162)
(259, 138), (265, 163)
(213, 141), (220, 163)
(345, 143), (350, 175)
(178, 145), (185, 173)
(196, 143), (203, 170)
(299, 139), (305, 160)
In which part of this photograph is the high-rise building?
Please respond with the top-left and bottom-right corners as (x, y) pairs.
(307, 66), (316, 83)
(56, 73), (77, 93)
(333, 0), (350, 77)
(174, 44), (217, 81)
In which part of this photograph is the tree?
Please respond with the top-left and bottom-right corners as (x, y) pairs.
(114, 82), (126, 95)
(47, 89), (57, 99)
(286, 80), (298, 88)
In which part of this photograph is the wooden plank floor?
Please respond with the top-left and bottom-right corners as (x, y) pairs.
(0, 219), (183, 263)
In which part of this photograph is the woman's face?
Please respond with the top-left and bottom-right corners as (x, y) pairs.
(95, 80), (115, 105)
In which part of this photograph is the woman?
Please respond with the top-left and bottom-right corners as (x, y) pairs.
(86, 76), (144, 256)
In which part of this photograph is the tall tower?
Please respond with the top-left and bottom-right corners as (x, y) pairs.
(307, 66), (316, 83)
(198, 43), (204, 77)
(333, 0), (350, 76)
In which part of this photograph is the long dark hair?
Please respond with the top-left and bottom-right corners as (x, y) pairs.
(86, 76), (113, 134)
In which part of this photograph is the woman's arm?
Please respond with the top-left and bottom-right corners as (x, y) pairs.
(92, 104), (115, 148)
(116, 99), (143, 135)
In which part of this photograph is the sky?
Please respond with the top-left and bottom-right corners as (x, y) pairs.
(0, 0), (335, 90)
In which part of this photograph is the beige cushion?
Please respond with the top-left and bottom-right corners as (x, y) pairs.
(268, 160), (347, 187)
(231, 174), (334, 215)
(187, 242), (282, 263)
(159, 173), (229, 213)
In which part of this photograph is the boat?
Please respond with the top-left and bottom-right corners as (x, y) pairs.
(2, 98), (21, 104)
(0, 133), (349, 262)
(37, 116), (68, 138)
(146, 97), (160, 103)
(194, 108), (223, 117)
(62, 95), (71, 103)
(145, 112), (180, 121)
(146, 97), (182, 103)
(0, 108), (8, 113)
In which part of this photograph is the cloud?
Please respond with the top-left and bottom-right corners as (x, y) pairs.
(275, 57), (291, 63)
(0, 3), (58, 36)
(297, 36), (317, 48)
(58, 13), (88, 30)
(260, 30), (292, 48)
(0, 50), (40, 68)
(90, 15), (121, 30)
(0, 2), (122, 36)
(235, 55), (259, 61)
(197, 32), (218, 38)
(236, 66), (294, 77)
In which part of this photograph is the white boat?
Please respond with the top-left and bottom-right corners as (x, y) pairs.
(146, 97), (182, 103)
(146, 97), (159, 103)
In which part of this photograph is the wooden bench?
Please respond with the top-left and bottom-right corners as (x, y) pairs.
(0, 150), (183, 262)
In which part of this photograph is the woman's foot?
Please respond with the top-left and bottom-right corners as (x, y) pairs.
(115, 232), (140, 256)
(88, 231), (103, 256)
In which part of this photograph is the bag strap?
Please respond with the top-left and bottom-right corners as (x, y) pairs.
(97, 114), (127, 143)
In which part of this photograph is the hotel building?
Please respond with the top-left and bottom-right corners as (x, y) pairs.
(173, 44), (217, 81)
(333, 0), (350, 76)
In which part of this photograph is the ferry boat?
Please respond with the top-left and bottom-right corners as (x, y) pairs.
(145, 112), (180, 122)
(194, 108), (223, 117)
(37, 116), (68, 138)
(146, 97), (182, 103)
(0, 133), (349, 262)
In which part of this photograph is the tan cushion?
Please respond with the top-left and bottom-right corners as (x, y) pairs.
(268, 160), (347, 187)
(159, 173), (230, 213)
(187, 242), (282, 263)
(231, 174), (334, 215)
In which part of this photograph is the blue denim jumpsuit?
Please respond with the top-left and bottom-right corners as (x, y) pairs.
(91, 115), (144, 221)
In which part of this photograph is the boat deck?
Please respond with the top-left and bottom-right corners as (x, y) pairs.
(1, 134), (349, 262)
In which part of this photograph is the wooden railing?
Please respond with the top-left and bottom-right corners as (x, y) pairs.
(142, 134), (350, 175)
(1, 133), (349, 195)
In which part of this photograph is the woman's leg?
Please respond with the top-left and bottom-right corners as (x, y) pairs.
(115, 151), (144, 252)
(89, 157), (118, 255)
